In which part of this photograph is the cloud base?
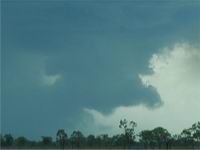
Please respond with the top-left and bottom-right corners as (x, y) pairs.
(84, 43), (200, 135)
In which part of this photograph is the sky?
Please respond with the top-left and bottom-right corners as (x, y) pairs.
(1, 0), (200, 139)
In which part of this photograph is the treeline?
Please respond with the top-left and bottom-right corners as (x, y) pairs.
(1, 120), (200, 149)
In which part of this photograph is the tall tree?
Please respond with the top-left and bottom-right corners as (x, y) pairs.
(56, 129), (68, 149)
(139, 130), (154, 148)
(70, 130), (85, 149)
(87, 134), (96, 148)
(192, 122), (200, 143)
(152, 127), (171, 149)
(181, 128), (194, 148)
(119, 119), (137, 148)
(41, 136), (53, 147)
(0, 134), (6, 147)
(15, 136), (29, 147)
(4, 134), (14, 147)
(100, 134), (111, 148)
(188, 121), (200, 148)
(95, 135), (102, 148)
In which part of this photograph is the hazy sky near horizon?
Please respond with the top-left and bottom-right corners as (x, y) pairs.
(2, 0), (200, 139)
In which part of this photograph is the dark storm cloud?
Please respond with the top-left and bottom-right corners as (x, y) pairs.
(2, 0), (199, 139)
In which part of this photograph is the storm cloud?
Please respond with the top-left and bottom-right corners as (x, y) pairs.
(84, 43), (200, 135)
(1, 0), (199, 139)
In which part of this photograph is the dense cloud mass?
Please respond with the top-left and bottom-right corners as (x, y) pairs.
(84, 43), (200, 134)
(2, 0), (200, 139)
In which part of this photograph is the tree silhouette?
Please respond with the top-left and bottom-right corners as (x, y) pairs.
(192, 122), (200, 146)
(181, 128), (194, 148)
(0, 134), (6, 146)
(139, 130), (153, 148)
(15, 136), (29, 147)
(4, 134), (14, 147)
(70, 130), (85, 149)
(1, 121), (200, 149)
(87, 134), (95, 148)
(56, 129), (67, 149)
(119, 119), (137, 148)
(41, 136), (53, 147)
(152, 127), (171, 149)
(100, 134), (111, 148)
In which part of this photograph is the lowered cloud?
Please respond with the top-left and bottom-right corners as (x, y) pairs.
(84, 43), (200, 135)
(41, 71), (62, 86)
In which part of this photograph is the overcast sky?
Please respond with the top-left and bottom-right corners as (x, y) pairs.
(1, 0), (200, 139)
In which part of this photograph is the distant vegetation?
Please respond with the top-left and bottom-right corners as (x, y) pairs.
(1, 120), (200, 149)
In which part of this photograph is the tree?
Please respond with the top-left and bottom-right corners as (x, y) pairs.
(95, 135), (103, 148)
(0, 134), (6, 147)
(4, 134), (14, 147)
(192, 122), (200, 143)
(187, 121), (200, 148)
(70, 130), (85, 149)
(15, 136), (29, 147)
(151, 127), (171, 149)
(170, 134), (181, 148)
(111, 135), (120, 148)
(41, 136), (53, 147)
(181, 128), (194, 148)
(56, 129), (68, 149)
(119, 119), (137, 148)
(139, 130), (154, 148)
(99, 134), (111, 148)
(87, 134), (96, 148)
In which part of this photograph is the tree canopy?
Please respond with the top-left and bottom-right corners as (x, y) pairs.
(1, 120), (200, 149)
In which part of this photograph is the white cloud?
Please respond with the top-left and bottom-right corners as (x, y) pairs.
(41, 72), (62, 86)
(83, 43), (200, 135)
(36, 57), (62, 86)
